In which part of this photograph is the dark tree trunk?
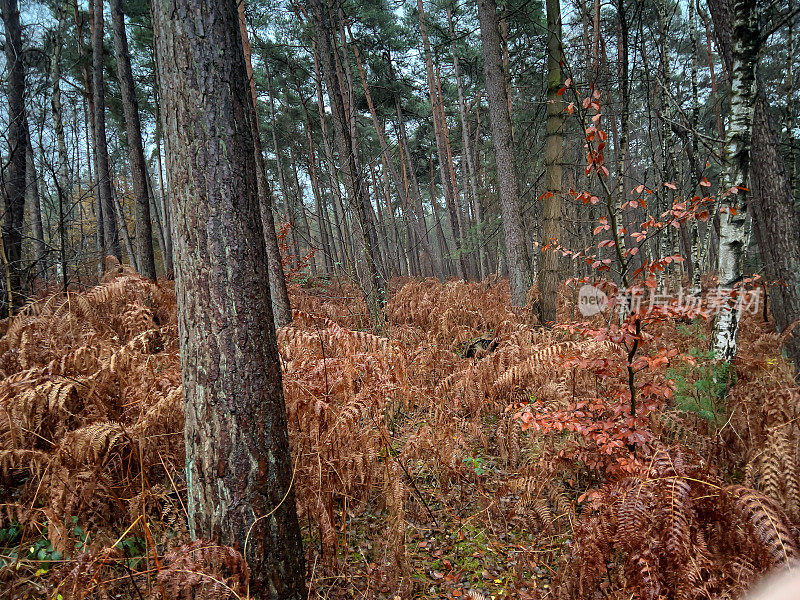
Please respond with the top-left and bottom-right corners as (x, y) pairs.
(152, 2), (306, 597)
(237, 1), (293, 327)
(1, 0), (27, 311)
(109, 0), (157, 279)
(477, 0), (532, 307)
(91, 0), (122, 263)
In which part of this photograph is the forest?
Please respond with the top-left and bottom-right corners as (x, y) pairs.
(2, 0), (800, 598)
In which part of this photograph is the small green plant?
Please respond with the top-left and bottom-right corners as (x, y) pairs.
(462, 456), (487, 475)
(0, 522), (62, 574)
(667, 347), (733, 425)
(117, 535), (147, 569)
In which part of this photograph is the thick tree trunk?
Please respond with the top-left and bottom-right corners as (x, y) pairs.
(110, 0), (157, 279)
(540, 0), (564, 325)
(238, 2), (293, 326)
(1, 0), (27, 311)
(152, 2), (306, 597)
(91, 0), (122, 263)
(708, 0), (760, 360)
(310, 0), (385, 328)
(477, 0), (532, 307)
(708, 0), (800, 366)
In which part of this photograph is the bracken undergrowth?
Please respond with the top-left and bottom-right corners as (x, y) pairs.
(1, 270), (798, 599)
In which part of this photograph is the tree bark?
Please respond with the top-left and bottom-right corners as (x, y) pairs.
(477, 0), (532, 307)
(417, 0), (467, 280)
(708, 0), (760, 361)
(310, 0), (385, 328)
(448, 8), (485, 281)
(1, 0), (27, 311)
(110, 0), (157, 279)
(540, 0), (564, 325)
(708, 0), (800, 367)
(238, 2), (293, 327)
(152, 1), (306, 597)
(26, 131), (47, 283)
(91, 0), (122, 263)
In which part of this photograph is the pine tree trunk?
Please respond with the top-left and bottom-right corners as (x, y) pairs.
(152, 2), (306, 597)
(448, 8), (485, 281)
(1, 0), (27, 311)
(110, 0), (157, 279)
(348, 29), (441, 280)
(477, 0), (532, 307)
(417, 0), (467, 280)
(310, 0), (385, 328)
(540, 0), (564, 325)
(91, 0), (122, 263)
(152, 68), (174, 277)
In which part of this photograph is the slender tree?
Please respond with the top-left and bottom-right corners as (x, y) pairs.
(151, 1), (306, 597)
(709, 0), (761, 360)
(310, 0), (386, 328)
(238, 0), (293, 327)
(540, 0), (564, 325)
(477, 0), (532, 307)
(109, 0), (157, 280)
(91, 0), (122, 263)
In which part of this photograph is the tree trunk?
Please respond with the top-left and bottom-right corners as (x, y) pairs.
(348, 29), (441, 280)
(708, 0), (800, 367)
(540, 0), (564, 325)
(110, 0), (156, 279)
(237, 2), (293, 325)
(708, 0), (760, 361)
(448, 8), (485, 281)
(477, 0), (532, 307)
(152, 65), (175, 277)
(152, 2), (306, 597)
(91, 0), (122, 263)
(26, 132), (47, 283)
(310, 0), (385, 328)
(51, 1), (70, 291)
(417, 0), (467, 280)
(1, 0), (27, 312)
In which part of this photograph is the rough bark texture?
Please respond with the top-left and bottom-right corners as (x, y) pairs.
(152, 1), (306, 597)
(540, 0), (564, 325)
(91, 0), (122, 263)
(477, 0), (532, 307)
(709, 0), (760, 361)
(237, 0), (293, 328)
(1, 0), (27, 310)
(109, 0), (157, 280)
(708, 0), (800, 366)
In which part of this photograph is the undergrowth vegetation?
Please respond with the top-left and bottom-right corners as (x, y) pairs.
(1, 271), (799, 599)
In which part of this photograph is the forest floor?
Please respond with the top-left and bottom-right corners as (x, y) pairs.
(1, 270), (799, 599)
